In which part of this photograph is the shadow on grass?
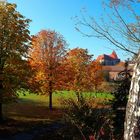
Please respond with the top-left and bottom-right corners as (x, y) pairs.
(1, 95), (111, 140)
(4, 102), (63, 121)
(0, 97), (64, 139)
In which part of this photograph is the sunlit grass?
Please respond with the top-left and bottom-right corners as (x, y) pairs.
(4, 89), (113, 121)
(18, 89), (113, 99)
(17, 89), (113, 108)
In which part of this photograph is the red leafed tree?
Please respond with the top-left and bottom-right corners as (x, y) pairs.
(63, 48), (103, 100)
(28, 30), (67, 110)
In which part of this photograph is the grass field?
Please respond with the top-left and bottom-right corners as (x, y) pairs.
(3, 90), (113, 121)
(18, 89), (113, 107)
(1, 90), (113, 138)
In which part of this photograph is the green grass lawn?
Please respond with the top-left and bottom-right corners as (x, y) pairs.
(3, 89), (113, 122)
(17, 89), (113, 107)
(1, 90), (113, 138)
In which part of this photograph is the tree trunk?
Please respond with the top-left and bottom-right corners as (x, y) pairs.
(124, 53), (140, 140)
(0, 79), (3, 121)
(49, 81), (53, 110)
(0, 103), (3, 121)
(76, 92), (80, 102)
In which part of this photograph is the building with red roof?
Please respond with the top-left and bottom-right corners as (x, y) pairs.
(96, 51), (120, 66)
(96, 51), (133, 81)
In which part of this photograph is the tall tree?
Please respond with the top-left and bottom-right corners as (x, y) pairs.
(28, 30), (67, 110)
(75, 0), (140, 139)
(0, 2), (31, 121)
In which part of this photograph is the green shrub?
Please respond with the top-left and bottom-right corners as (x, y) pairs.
(61, 95), (113, 140)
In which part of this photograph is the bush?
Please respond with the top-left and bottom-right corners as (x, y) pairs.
(61, 95), (113, 140)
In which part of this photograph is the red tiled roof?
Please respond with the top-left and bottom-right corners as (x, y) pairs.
(102, 65), (124, 72)
(96, 51), (119, 62)
(96, 55), (104, 61)
(109, 51), (118, 59)
(102, 65), (133, 72)
(116, 62), (125, 66)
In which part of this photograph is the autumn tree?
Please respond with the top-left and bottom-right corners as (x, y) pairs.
(88, 61), (104, 91)
(75, 0), (140, 139)
(28, 30), (67, 110)
(64, 48), (103, 100)
(0, 2), (31, 121)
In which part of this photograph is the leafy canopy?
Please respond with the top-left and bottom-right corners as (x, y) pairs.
(0, 3), (31, 102)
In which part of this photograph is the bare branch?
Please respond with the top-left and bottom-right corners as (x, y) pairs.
(75, 1), (140, 57)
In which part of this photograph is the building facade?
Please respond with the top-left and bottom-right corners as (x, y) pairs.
(96, 51), (120, 66)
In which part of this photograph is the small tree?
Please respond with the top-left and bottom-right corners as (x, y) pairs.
(0, 2), (31, 121)
(29, 30), (67, 110)
(64, 48), (103, 100)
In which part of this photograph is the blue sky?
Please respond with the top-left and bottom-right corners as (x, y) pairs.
(8, 0), (130, 60)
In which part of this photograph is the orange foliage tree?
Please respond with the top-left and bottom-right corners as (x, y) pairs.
(88, 61), (104, 91)
(63, 48), (103, 100)
(28, 30), (67, 110)
(0, 2), (31, 121)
